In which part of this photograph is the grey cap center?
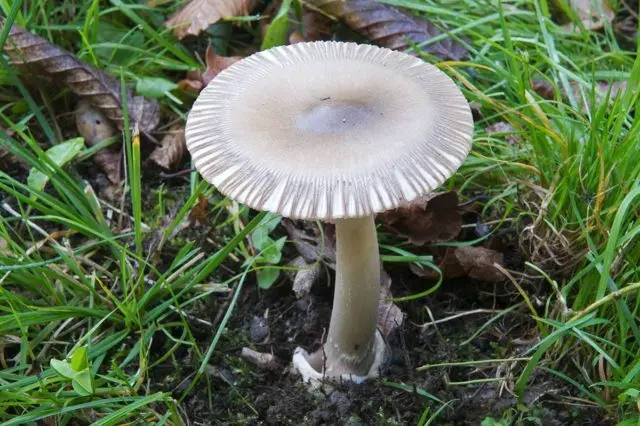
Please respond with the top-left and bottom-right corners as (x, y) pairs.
(296, 101), (377, 135)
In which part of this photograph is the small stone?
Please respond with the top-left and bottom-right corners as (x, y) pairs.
(329, 390), (352, 415)
(250, 315), (270, 343)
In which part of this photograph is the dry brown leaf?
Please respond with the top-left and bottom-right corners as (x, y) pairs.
(166, 0), (259, 39)
(531, 78), (556, 100)
(486, 121), (520, 145)
(200, 47), (241, 85)
(1, 20), (160, 133)
(288, 256), (322, 299)
(282, 219), (336, 266)
(149, 125), (186, 170)
(378, 191), (461, 246)
(429, 246), (505, 282)
(0, 129), (27, 171)
(188, 194), (210, 226)
(75, 100), (122, 186)
(561, 0), (615, 31)
(302, 10), (334, 41)
(378, 270), (404, 338)
(178, 46), (241, 93)
(454, 246), (505, 282)
(288, 31), (306, 44)
(410, 246), (506, 282)
(533, 77), (629, 111)
(307, 0), (467, 60)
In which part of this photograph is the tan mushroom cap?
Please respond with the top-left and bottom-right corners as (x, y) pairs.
(186, 41), (473, 220)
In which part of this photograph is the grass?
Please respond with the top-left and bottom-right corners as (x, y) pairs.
(1, 0), (639, 424)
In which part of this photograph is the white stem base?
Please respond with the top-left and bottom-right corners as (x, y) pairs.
(292, 329), (387, 388)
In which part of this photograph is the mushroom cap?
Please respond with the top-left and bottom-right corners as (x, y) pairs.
(186, 41), (473, 220)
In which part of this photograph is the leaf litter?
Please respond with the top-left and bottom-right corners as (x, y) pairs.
(178, 46), (241, 93)
(166, 0), (259, 39)
(306, 0), (467, 59)
(1, 19), (160, 133)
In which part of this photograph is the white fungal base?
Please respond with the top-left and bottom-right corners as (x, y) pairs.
(292, 329), (387, 389)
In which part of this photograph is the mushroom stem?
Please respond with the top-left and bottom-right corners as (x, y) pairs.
(323, 215), (381, 377)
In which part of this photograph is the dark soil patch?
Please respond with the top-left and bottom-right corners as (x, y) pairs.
(150, 265), (614, 425)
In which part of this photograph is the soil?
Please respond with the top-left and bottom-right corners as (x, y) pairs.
(149, 260), (614, 426)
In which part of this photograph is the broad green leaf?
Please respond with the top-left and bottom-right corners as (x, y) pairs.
(50, 359), (75, 380)
(257, 267), (280, 289)
(71, 347), (89, 372)
(136, 77), (177, 99)
(27, 138), (85, 191)
(260, 236), (286, 264)
(261, 0), (293, 50)
(72, 369), (94, 396)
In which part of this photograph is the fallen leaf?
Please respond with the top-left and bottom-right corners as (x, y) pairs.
(282, 219), (336, 265)
(378, 191), (461, 245)
(1, 19), (160, 133)
(429, 246), (505, 282)
(561, 0), (614, 31)
(149, 125), (186, 170)
(378, 270), (404, 338)
(0, 144), (27, 172)
(302, 10), (333, 41)
(75, 100), (122, 185)
(288, 31), (306, 44)
(178, 46), (241, 93)
(188, 194), (209, 226)
(288, 256), (322, 298)
(454, 246), (506, 282)
(306, 0), (467, 60)
(166, 0), (259, 39)
(531, 78), (556, 100)
(27, 138), (85, 191)
(613, 12), (637, 49)
(533, 77), (629, 111)
(409, 246), (506, 282)
(486, 121), (520, 145)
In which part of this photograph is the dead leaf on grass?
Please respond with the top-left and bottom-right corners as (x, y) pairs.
(149, 125), (186, 170)
(307, 0), (467, 59)
(378, 191), (461, 245)
(288, 256), (322, 299)
(533, 77), (629, 111)
(282, 219), (336, 266)
(454, 246), (506, 282)
(486, 121), (520, 145)
(409, 246), (506, 282)
(166, 0), (259, 39)
(75, 100), (122, 186)
(561, 0), (615, 31)
(378, 269), (404, 338)
(1, 20), (160, 133)
(188, 194), (210, 226)
(289, 10), (333, 43)
(178, 46), (241, 92)
(0, 140), (27, 172)
(420, 246), (505, 282)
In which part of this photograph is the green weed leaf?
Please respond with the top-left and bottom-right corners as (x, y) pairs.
(136, 76), (178, 99)
(71, 346), (89, 372)
(27, 137), (85, 191)
(50, 359), (75, 380)
(257, 267), (280, 289)
(71, 369), (94, 396)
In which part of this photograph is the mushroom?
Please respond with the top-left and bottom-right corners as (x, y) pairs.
(185, 41), (473, 384)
